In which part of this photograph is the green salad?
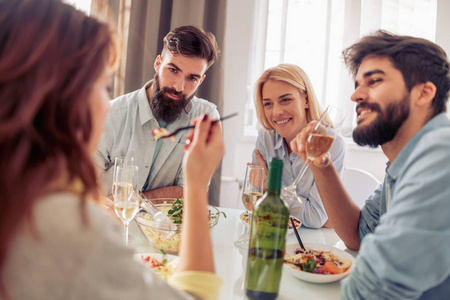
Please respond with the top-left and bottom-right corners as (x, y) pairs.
(167, 198), (227, 224)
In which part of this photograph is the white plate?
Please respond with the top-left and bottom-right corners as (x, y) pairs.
(134, 252), (179, 279)
(283, 243), (355, 283)
(239, 212), (302, 234)
(134, 252), (178, 265)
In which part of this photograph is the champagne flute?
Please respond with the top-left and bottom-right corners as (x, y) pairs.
(113, 164), (139, 245)
(111, 156), (134, 196)
(282, 105), (345, 203)
(235, 165), (264, 249)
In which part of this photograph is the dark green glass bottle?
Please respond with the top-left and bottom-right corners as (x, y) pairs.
(244, 158), (289, 300)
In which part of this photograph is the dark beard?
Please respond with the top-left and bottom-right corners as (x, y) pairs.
(150, 74), (194, 124)
(353, 94), (410, 147)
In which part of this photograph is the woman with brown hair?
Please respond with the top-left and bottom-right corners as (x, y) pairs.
(251, 63), (345, 228)
(0, 0), (223, 299)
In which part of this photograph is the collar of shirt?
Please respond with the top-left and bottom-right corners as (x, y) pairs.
(387, 113), (449, 181)
(274, 130), (286, 153)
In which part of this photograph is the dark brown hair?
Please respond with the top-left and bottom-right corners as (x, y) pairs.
(343, 30), (450, 116)
(162, 25), (220, 68)
(0, 0), (118, 294)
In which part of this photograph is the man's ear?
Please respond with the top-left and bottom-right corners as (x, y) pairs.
(154, 55), (163, 72)
(198, 74), (206, 85)
(415, 81), (436, 107)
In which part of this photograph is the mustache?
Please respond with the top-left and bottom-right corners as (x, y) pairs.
(356, 102), (381, 114)
(158, 87), (184, 99)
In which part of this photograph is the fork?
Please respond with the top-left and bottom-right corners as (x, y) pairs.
(155, 112), (238, 140)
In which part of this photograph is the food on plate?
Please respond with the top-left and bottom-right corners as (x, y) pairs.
(284, 247), (352, 275)
(139, 254), (179, 280)
(151, 128), (174, 141)
(241, 212), (301, 229)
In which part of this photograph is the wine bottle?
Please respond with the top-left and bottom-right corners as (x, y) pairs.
(244, 158), (289, 300)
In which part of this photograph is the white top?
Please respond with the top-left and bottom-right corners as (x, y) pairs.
(2, 192), (196, 299)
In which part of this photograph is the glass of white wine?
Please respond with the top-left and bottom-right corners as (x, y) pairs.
(113, 163), (139, 245)
(111, 157), (134, 196)
(282, 105), (345, 203)
(235, 165), (264, 249)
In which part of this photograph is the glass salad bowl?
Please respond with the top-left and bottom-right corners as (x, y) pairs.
(135, 198), (222, 254)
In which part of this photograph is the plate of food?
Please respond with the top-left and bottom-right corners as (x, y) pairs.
(240, 212), (301, 234)
(134, 252), (179, 281)
(283, 243), (355, 283)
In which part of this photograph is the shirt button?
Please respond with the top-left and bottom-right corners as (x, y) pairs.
(145, 164), (149, 168)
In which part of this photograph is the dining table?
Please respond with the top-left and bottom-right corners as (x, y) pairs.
(128, 206), (358, 300)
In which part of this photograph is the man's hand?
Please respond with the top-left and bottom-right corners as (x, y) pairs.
(290, 121), (332, 169)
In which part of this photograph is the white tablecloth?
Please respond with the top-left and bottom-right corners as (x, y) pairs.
(129, 207), (358, 300)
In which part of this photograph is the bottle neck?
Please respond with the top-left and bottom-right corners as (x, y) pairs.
(266, 162), (282, 191)
(265, 188), (280, 196)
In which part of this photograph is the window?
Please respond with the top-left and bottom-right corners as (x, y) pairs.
(245, 0), (438, 137)
(64, 0), (92, 14)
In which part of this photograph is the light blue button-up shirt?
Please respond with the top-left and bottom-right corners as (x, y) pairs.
(95, 81), (219, 195)
(252, 128), (345, 228)
(342, 113), (450, 299)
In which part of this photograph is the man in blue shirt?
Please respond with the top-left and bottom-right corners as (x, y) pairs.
(291, 30), (450, 299)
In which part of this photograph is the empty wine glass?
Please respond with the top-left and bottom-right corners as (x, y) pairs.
(113, 163), (139, 245)
(235, 165), (264, 249)
(282, 105), (345, 203)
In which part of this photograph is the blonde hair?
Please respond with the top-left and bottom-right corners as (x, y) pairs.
(254, 63), (333, 130)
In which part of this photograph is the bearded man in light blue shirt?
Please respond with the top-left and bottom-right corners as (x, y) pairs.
(291, 30), (450, 299)
(96, 25), (220, 199)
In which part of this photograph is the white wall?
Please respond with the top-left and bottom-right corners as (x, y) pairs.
(220, 0), (450, 208)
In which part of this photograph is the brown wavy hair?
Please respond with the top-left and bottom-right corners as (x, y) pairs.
(343, 30), (450, 117)
(0, 0), (119, 295)
(162, 25), (220, 69)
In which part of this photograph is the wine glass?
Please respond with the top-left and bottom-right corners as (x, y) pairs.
(234, 165), (264, 249)
(113, 163), (140, 245)
(282, 105), (345, 203)
(111, 156), (134, 196)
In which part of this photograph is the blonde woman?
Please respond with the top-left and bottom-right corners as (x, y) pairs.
(251, 63), (345, 228)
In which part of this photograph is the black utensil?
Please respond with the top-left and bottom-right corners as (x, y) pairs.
(291, 217), (305, 250)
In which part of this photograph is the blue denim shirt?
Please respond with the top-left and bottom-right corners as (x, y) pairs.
(342, 113), (450, 299)
(252, 128), (345, 228)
